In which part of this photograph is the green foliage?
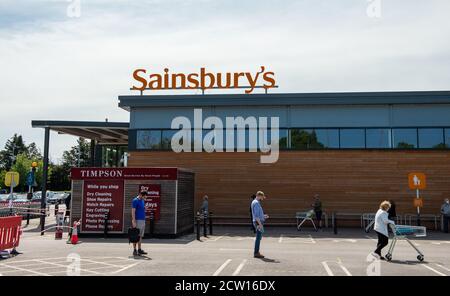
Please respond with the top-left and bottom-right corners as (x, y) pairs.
(10, 153), (48, 192)
(0, 134), (42, 171)
(48, 164), (71, 191)
(61, 138), (91, 169)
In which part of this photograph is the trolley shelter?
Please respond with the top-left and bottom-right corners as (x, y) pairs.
(70, 167), (195, 237)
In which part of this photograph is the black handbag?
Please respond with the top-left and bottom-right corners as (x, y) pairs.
(128, 227), (140, 244)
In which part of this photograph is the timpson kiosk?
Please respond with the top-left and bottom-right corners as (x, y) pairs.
(70, 167), (195, 238)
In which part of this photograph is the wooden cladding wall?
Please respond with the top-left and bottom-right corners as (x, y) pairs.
(128, 151), (450, 217)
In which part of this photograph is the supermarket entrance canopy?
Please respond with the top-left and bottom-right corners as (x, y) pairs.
(31, 120), (129, 145)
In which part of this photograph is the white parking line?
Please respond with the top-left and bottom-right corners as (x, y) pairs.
(81, 258), (124, 268)
(209, 234), (228, 242)
(34, 259), (101, 275)
(0, 263), (51, 276)
(321, 261), (334, 276)
(337, 258), (352, 276)
(232, 259), (247, 276)
(422, 265), (447, 276)
(321, 260), (352, 276)
(436, 264), (450, 272)
(112, 262), (141, 274)
(213, 259), (232, 276)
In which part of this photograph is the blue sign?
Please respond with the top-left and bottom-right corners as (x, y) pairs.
(26, 171), (35, 186)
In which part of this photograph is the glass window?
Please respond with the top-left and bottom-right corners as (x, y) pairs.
(161, 130), (177, 150)
(313, 129), (339, 148)
(445, 129), (450, 148)
(418, 128), (445, 149)
(366, 129), (391, 148)
(340, 129), (365, 148)
(278, 129), (288, 149)
(290, 129), (313, 149)
(136, 130), (161, 150)
(392, 128), (417, 149)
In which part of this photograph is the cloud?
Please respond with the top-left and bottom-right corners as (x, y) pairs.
(0, 0), (449, 161)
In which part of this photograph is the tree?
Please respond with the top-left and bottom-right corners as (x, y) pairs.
(46, 137), (91, 191)
(48, 164), (71, 191)
(0, 134), (42, 171)
(10, 153), (47, 192)
(61, 137), (91, 170)
(0, 134), (27, 170)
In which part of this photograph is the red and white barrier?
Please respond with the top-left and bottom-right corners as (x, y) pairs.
(0, 216), (22, 250)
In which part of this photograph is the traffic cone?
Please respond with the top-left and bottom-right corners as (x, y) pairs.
(71, 221), (79, 244)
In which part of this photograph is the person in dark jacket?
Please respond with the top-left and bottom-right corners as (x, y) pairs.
(250, 194), (256, 233)
(387, 200), (397, 220)
(64, 193), (71, 223)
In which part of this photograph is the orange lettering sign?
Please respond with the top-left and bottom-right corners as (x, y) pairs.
(131, 67), (276, 94)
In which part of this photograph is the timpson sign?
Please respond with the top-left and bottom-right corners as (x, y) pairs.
(131, 66), (276, 94)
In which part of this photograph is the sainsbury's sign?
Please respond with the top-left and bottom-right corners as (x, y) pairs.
(131, 66), (276, 94)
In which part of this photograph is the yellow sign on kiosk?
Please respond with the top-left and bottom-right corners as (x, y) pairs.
(5, 171), (19, 187)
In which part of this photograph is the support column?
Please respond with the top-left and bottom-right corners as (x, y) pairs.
(90, 139), (95, 167)
(40, 127), (50, 235)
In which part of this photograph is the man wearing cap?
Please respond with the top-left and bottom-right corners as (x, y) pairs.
(132, 191), (148, 256)
(251, 191), (269, 258)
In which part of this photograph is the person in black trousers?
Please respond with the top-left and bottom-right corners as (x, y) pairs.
(250, 194), (256, 233)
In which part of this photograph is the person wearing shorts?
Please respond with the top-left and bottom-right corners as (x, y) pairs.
(132, 191), (148, 256)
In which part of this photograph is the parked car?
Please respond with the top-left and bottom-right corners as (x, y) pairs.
(0, 194), (9, 201)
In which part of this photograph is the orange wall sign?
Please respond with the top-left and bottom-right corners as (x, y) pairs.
(413, 198), (423, 208)
(131, 66), (276, 94)
(408, 172), (426, 190)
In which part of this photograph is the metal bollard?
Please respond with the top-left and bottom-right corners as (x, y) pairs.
(26, 206), (30, 225)
(209, 212), (213, 236)
(196, 215), (201, 241)
(333, 212), (337, 235)
(104, 212), (110, 238)
(203, 212), (208, 238)
(149, 213), (154, 238)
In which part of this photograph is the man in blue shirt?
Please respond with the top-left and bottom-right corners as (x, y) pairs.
(132, 191), (148, 256)
(251, 191), (269, 258)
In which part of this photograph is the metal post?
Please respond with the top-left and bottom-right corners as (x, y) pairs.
(149, 213), (154, 238)
(196, 215), (201, 241)
(416, 189), (421, 226)
(90, 139), (95, 167)
(26, 200), (30, 225)
(104, 212), (109, 238)
(203, 212), (207, 238)
(333, 212), (337, 235)
(209, 212), (213, 236)
(40, 127), (50, 235)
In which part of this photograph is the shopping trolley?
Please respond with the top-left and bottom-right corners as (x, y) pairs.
(296, 210), (317, 231)
(385, 224), (426, 262)
(362, 213), (375, 233)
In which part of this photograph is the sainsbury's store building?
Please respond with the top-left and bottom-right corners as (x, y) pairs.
(33, 90), (450, 225)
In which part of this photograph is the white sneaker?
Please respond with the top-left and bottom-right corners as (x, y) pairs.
(371, 252), (380, 259)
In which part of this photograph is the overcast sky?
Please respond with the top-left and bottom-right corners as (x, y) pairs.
(1, 0), (449, 162)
